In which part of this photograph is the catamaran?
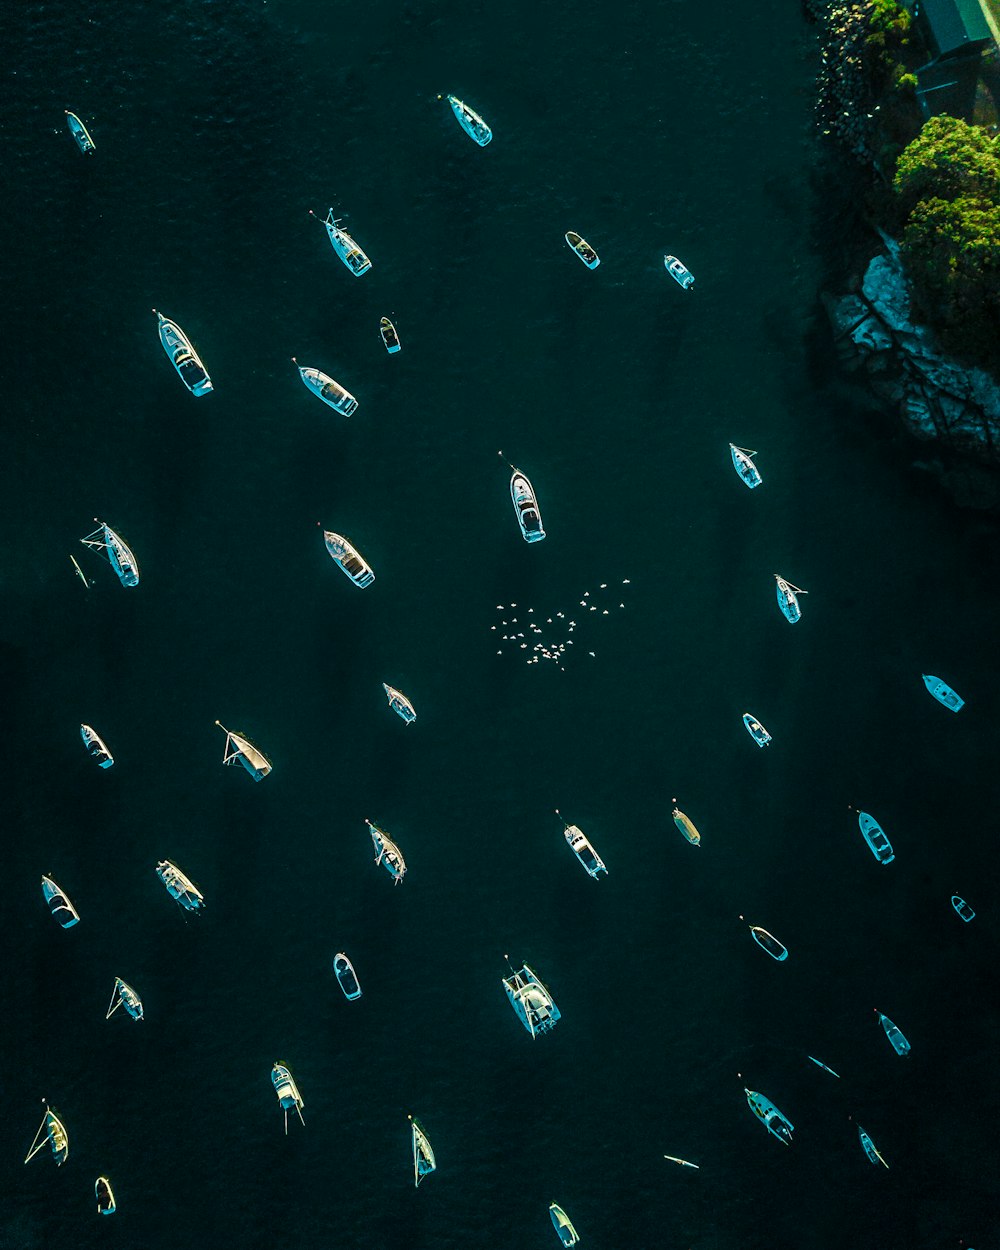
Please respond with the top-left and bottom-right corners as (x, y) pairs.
(80, 724), (114, 768)
(556, 809), (608, 878)
(565, 231), (600, 269)
(24, 1104), (69, 1166)
(310, 208), (372, 275)
(95, 1176), (116, 1214)
(106, 977), (143, 1022)
(664, 254), (695, 289)
(856, 1123), (889, 1168)
(366, 819), (406, 883)
(774, 574), (806, 623)
(730, 444), (762, 488)
(856, 810), (895, 865)
(80, 520), (139, 587)
(503, 961), (561, 1038)
(876, 1010), (910, 1056)
(153, 310), (213, 396)
(380, 317), (401, 353)
(549, 1202), (580, 1246)
(333, 953), (362, 1000)
(410, 1116), (436, 1187)
(155, 860), (204, 912)
(382, 683), (417, 724)
(271, 1063), (305, 1134)
(65, 110), (96, 154)
(672, 801), (701, 847)
(744, 1088), (794, 1144)
(741, 916), (788, 962)
(41, 876), (80, 928)
(742, 713), (771, 748)
(324, 530), (375, 587)
(443, 94), (492, 145)
(503, 455), (545, 543)
(952, 895), (976, 922)
(922, 674), (964, 711)
(215, 721), (272, 781)
(292, 358), (358, 416)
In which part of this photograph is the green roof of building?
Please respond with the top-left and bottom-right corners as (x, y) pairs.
(920, 0), (992, 54)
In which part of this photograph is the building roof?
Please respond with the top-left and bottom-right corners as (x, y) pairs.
(920, 0), (992, 55)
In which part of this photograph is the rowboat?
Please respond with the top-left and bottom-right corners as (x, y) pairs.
(80, 520), (139, 587)
(41, 876), (80, 929)
(65, 110), (95, 154)
(502, 455), (545, 543)
(324, 530), (375, 588)
(856, 810), (895, 865)
(310, 209), (372, 276)
(80, 724), (114, 768)
(271, 1063), (305, 1134)
(556, 809), (607, 879)
(70, 555), (90, 588)
(742, 713), (771, 748)
(565, 231), (600, 269)
(333, 953), (362, 1001)
(662, 1154), (700, 1169)
(155, 860), (204, 912)
(106, 977), (143, 1022)
(876, 1010), (910, 1056)
(443, 94), (492, 146)
(503, 961), (561, 1038)
(922, 674), (964, 712)
(744, 1088), (794, 1144)
(741, 916), (788, 961)
(292, 358), (358, 416)
(382, 683), (417, 725)
(672, 801), (701, 847)
(952, 895), (976, 922)
(856, 1123), (889, 1168)
(664, 254), (695, 289)
(95, 1176), (116, 1214)
(729, 444), (762, 488)
(380, 317), (401, 353)
(24, 1104), (69, 1166)
(153, 310), (213, 396)
(215, 721), (272, 781)
(366, 819), (407, 883)
(549, 1202), (580, 1246)
(410, 1116), (436, 1187)
(807, 1055), (841, 1078)
(774, 574), (806, 623)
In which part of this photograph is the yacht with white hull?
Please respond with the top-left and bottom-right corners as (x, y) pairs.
(292, 358), (358, 416)
(333, 953), (362, 1000)
(856, 810), (894, 865)
(730, 444), (762, 488)
(215, 721), (272, 781)
(41, 876), (79, 928)
(153, 310), (213, 396)
(24, 1104), (69, 1166)
(95, 1176), (116, 1214)
(271, 1063), (305, 1133)
(382, 683), (416, 724)
(922, 674), (964, 711)
(502, 454), (545, 542)
(323, 530), (375, 587)
(556, 810), (607, 878)
(311, 209), (372, 275)
(565, 231), (599, 268)
(366, 819), (407, 883)
(380, 317), (401, 353)
(65, 111), (96, 154)
(744, 1088), (794, 1144)
(503, 961), (560, 1038)
(774, 575), (806, 623)
(741, 916), (788, 961)
(664, 254), (695, 289)
(106, 977), (143, 1022)
(443, 94), (492, 145)
(80, 724), (114, 768)
(80, 520), (139, 587)
(549, 1202), (580, 1246)
(155, 860), (204, 912)
(410, 1116), (436, 1187)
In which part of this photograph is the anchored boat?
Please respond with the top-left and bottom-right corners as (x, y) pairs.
(856, 1123), (889, 1168)
(366, 819), (406, 883)
(922, 674), (964, 712)
(80, 520), (139, 587)
(672, 801), (701, 847)
(41, 876), (80, 929)
(292, 357), (358, 416)
(549, 1202), (580, 1246)
(774, 574), (806, 623)
(153, 310), (213, 396)
(24, 1104), (69, 1166)
(502, 454), (545, 543)
(565, 231), (600, 269)
(952, 895), (975, 922)
(741, 916), (788, 962)
(663, 1154), (700, 1169)
(324, 530), (375, 587)
(443, 94), (492, 145)
(556, 809), (608, 878)
(744, 1088), (794, 1144)
(310, 208), (372, 275)
(95, 1176), (116, 1214)
(856, 810), (895, 865)
(155, 860), (204, 912)
(410, 1116), (436, 1187)
(807, 1055), (841, 1078)
(333, 953), (362, 1000)
(380, 317), (401, 353)
(730, 444), (762, 489)
(106, 977), (143, 1022)
(215, 721), (272, 781)
(271, 1063), (305, 1134)
(664, 254), (695, 289)
(65, 110), (96, 154)
(876, 1010), (910, 1056)
(503, 961), (561, 1038)
(80, 724), (114, 768)
(742, 713), (771, 748)
(382, 683), (417, 725)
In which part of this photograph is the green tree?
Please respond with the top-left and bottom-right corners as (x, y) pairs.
(894, 116), (1000, 214)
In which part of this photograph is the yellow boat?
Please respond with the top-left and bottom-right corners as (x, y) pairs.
(671, 800), (700, 846)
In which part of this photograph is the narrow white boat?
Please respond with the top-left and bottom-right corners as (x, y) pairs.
(24, 1104), (69, 1166)
(271, 1063), (305, 1134)
(672, 801), (701, 847)
(443, 94), (492, 146)
(556, 809), (607, 879)
(410, 1116), (436, 1187)
(503, 961), (561, 1038)
(323, 530), (375, 588)
(382, 683), (417, 725)
(742, 713), (771, 748)
(153, 310), (213, 396)
(549, 1202), (580, 1246)
(106, 977), (143, 1022)
(774, 574), (806, 623)
(565, 231), (599, 269)
(215, 721), (272, 781)
(952, 895), (975, 922)
(856, 1123), (889, 1168)
(80, 520), (139, 587)
(366, 819), (406, 883)
(292, 358), (358, 416)
(310, 208), (372, 276)
(662, 1154), (700, 1169)
(856, 810), (895, 865)
(380, 317), (401, 354)
(41, 876), (80, 929)
(333, 953), (362, 1001)
(65, 110), (95, 154)
(876, 1010), (911, 1056)
(807, 1055), (841, 1078)
(741, 915), (788, 961)
(922, 674), (964, 712)
(70, 555), (90, 588)
(744, 1088), (794, 1144)
(80, 724), (114, 768)
(155, 860), (204, 912)
(502, 454), (545, 542)
(729, 444), (762, 489)
(664, 254), (695, 289)
(95, 1176), (116, 1214)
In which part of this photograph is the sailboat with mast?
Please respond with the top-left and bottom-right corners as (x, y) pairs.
(105, 977), (143, 1022)
(80, 724), (114, 768)
(271, 1063), (305, 1134)
(365, 819), (407, 883)
(409, 1116), (436, 1187)
(215, 721), (272, 781)
(730, 444), (762, 488)
(155, 860), (204, 912)
(382, 683), (417, 725)
(80, 520), (139, 587)
(41, 876), (80, 928)
(774, 574), (806, 623)
(856, 1122), (889, 1168)
(503, 959), (561, 1038)
(310, 209), (372, 276)
(153, 310), (213, 396)
(24, 1103), (69, 1166)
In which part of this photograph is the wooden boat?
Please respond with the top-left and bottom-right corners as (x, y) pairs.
(876, 1010), (910, 1056)
(774, 574), (806, 624)
(549, 1202), (580, 1246)
(153, 310), (213, 396)
(503, 960), (561, 1038)
(856, 810), (895, 865)
(556, 809), (608, 879)
(366, 819), (406, 883)
(662, 1154), (700, 1169)
(807, 1055), (841, 1078)
(324, 530), (375, 587)
(106, 977), (143, 1022)
(744, 1087), (794, 1144)
(382, 683), (416, 724)
(80, 520), (139, 587)
(155, 860), (204, 912)
(922, 674), (964, 712)
(741, 916), (788, 961)
(410, 1116), (436, 1187)
(856, 1123), (889, 1168)
(310, 208), (372, 275)
(664, 254), (695, 289)
(333, 952), (362, 1001)
(271, 1063), (305, 1134)
(24, 1104), (69, 1166)
(565, 231), (600, 269)
(442, 94), (492, 146)
(952, 894), (975, 922)
(80, 724), (114, 768)
(503, 455), (546, 543)
(41, 876), (80, 929)
(65, 110), (95, 154)
(292, 358), (358, 416)
(95, 1176), (116, 1214)
(215, 721), (272, 781)
(380, 317), (401, 354)
(742, 713), (771, 748)
(671, 801), (701, 846)
(729, 444), (762, 489)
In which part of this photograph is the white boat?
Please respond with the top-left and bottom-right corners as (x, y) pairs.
(382, 683), (417, 725)
(744, 1088), (794, 1144)
(311, 208), (372, 276)
(565, 231), (599, 269)
(662, 1154), (700, 1169)
(672, 801), (701, 847)
(729, 444), (762, 489)
(106, 977), (143, 1022)
(952, 895), (975, 922)
(65, 110), (95, 154)
(742, 713), (771, 748)
(664, 254), (695, 289)
(323, 530), (375, 588)
(922, 674), (964, 712)
(70, 555), (90, 588)
(556, 809), (607, 879)
(80, 520), (139, 587)
(215, 721), (272, 781)
(443, 94), (492, 146)
(741, 916), (788, 961)
(292, 358), (358, 416)
(774, 575), (806, 623)
(333, 953), (362, 1001)
(503, 456), (545, 543)
(155, 860), (204, 912)
(271, 1063), (305, 1134)
(95, 1176), (116, 1215)
(856, 810), (894, 865)
(366, 819), (406, 884)
(410, 1116), (436, 1187)
(24, 1104), (69, 1166)
(41, 876), (80, 929)
(380, 317), (401, 354)
(503, 961), (561, 1038)
(856, 1123), (889, 1168)
(80, 724), (114, 768)
(153, 310), (213, 396)
(876, 1010), (911, 1056)
(549, 1202), (580, 1246)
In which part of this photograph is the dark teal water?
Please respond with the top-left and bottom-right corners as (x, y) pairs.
(3, 2), (999, 1247)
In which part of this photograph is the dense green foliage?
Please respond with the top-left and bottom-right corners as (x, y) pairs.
(865, 0), (913, 94)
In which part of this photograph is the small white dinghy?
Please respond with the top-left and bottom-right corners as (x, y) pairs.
(271, 1063), (305, 1134)
(155, 860), (204, 912)
(556, 809), (608, 879)
(366, 819), (407, 883)
(742, 713), (771, 748)
(95, 1176), (116, 1215)
(549, 1202), (580, 1246)
(333, 953), (362, 1000)
(442, 94), (492, 145)
(215, 721), (272, 781)
(41, 876), (80, 929)
(309, 209), (372, 276)
(774, 574), (806, 623)
(292, 358), (358, 416)
(380, 317), (401, 353)
(323, 529), (375, 588)
(664, 254), (695, 289)
(24, 1104), (69, 1166)
(922, 674), (964, 712)
(410, 1116), (436, 1187)
(382, 683), (416, 724)
(876, 1010), (910, 1056)
(106, 977), (143, 1022)
(951, 895), (975, 922)
(153, 310), (213, 396)
(80, 520), (139, 587)
(65, 110), (96, 154)
(80, 724), (114, 768)
(565, 231), (600, 269)
(741, 915), (788, 961)
(729, 444), (762, 489)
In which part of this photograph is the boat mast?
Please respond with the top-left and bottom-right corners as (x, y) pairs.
(106, 982), (123, 1019)
(23, 1106), (49, 1164)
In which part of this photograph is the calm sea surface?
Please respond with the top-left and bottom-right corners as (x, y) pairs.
(2, 2), (999, 1248)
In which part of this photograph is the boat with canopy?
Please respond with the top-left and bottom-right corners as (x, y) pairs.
(215, 721), (272, 781)
(952, 895), (975, 922)
(65, 110), (96, 154)
(740, 915), (788, 961)
(153, 310), (213, 396)
(292, 357), (358, 416)
(41, 876), (80, 928)
(271, 1063), (305, 1134)
(95, 1176), (116, 1214)
(730, 444), (762, 488)
(380, 317), (401, 353)
(24, 1104), (69, 1166)
(556, 809), (607, 878)
(742, 713), (771, 748)
(501, 453), (545, 543)
(324, 530), (375, 587)
(774, 574), (806, 623)
(382, 683), (417, 724)
(410, 1116), (436, 1187)
(922, 674), (964, 711)
(503, 960), (561, 1038)
(366, 819), (407, 883)
(672, 801), (701, 846)
(876, 1010), (910, 1056)
(856, 810), (894, 865)
(106, 977), (143, 1022)
(442, 94), (492, 145)
(565, 231), (600, 269)
(80, 724), (114, 768)
(549, 1202), (580, 1246)
(80, 520), (139, 587)
(310, 209), (372, 275)
(744, 1087), (794, 1144)
(333, 953), (362, 1001)
(155, 860), (204, 912)
(664, 254), (695, 289)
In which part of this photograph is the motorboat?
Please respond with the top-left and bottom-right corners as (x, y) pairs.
(664, 254), (695, 289)
(856, 1123), (889, 1168)
(65, 110), (96, 154)
(952, 895), (975, 922)
(672, 802), (700, 847)
(323, 530), (375, 588)
(366, 819), (406, 884)
(556, 809), (607, 879)
(24, 1105), (69, 1166)
(922, 674), (964, 712)
(271, 1063), (305, 1134)
(729, 444), (762, 488)
(507, 463), (546, 543)
(503, 962), (561, 1038)
(153, 310), (213, 396)
(95, 1176), (116, 1214)
(744, 1088), (794, 1144)
(155, 860), (204, 912)
(856, 810), (894, 865)
(333, 953), (362, 1001)
(292, 358), (358, 416)
(410, 1116), (436, 1187)
(742, 713), (771, 748)
(215, 721), (272, 781)
(565, 231), (600, 269)
(80, 724), (114, 768)
(382, 683), (416, 725)
(41, 876), (80, 929)
(380, 317), (401, 353)
(774, 574), (806, 623)
(741, 916), (788, 961)
(549, 1202), (580, 1246)
(443, 94), (492, 146)
(80, 520), (139, 587)
(311, 208), (372, 276)
(106, 977), (143, 1022)
(807, 1055), (841, 1078)
(662, 1154), (700, 1169)
(876, 1011), (910, 1056)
